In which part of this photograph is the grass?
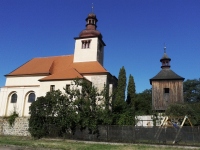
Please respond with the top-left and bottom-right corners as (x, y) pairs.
(0, 135), (199, 150)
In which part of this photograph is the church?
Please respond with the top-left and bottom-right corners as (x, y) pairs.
(0, 12), (117, 117)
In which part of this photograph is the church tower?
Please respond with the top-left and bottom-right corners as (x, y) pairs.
(150, 46), (185, 111)
(73, 12), (106, 66)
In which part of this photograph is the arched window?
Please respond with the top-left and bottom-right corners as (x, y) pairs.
(11, 93), (17, 103)
(28, 93), (35, 103)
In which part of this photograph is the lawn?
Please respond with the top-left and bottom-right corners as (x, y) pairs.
(0, 135), (198, 150)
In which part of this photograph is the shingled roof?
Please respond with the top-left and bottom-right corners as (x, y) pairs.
(150, 68), (184, 84)
(150, 49), (184, 84)
(6, 55), (108, 81)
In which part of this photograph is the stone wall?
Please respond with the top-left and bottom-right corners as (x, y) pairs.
(0, 117), (30, 136)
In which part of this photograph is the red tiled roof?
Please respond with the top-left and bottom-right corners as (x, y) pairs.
(40, 68), (83, 81)
(6, 55), (108, 81)
(72, 62), (108, 74)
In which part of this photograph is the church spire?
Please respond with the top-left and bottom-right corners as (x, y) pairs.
(160, 45), (171, 69)
(79, 10), (102, 39)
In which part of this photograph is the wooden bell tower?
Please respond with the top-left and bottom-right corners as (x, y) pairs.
(150, 46), (185, 111)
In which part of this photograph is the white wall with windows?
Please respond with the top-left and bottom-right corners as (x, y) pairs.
(39, 80), (74, 96)
(0, 86), (39, 117)
(0, 73), (114, 117)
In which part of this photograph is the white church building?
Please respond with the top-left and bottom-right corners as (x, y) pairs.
(0, 13), (117, 117)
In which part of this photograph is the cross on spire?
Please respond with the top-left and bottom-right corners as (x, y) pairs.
(164, 43), (166, 53)
(91, 3), (94, 13)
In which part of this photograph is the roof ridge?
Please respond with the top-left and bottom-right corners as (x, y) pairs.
(34, 54), (73, 59)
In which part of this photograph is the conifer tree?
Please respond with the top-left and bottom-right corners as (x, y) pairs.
(126, 74), (136, 106)
(113, 66), (126, 112)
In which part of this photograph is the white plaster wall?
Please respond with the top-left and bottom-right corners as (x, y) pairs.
(39, 80), (74, 96)
(1, 74), (108, 117)
(0, 86), (39, 117)
(0, 79), (77, 117)
(5, 76), (46, 86)
(73, 37), (98, 63)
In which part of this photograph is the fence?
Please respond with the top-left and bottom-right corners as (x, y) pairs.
(47, 125), (200, 145)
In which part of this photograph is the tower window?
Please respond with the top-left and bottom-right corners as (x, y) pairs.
(81, 40), (91, 49)
(50, 85), (55, 92)
(11, 93), (17, 103)
(164, 88), (169, 93)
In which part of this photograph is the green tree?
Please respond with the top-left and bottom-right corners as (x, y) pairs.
(99, 85), (113, 125)
(184, 79), (200, 102)
(165, 103), (197, 125)
(135, 89), (152, 115)
(126, 74), (136, 105)
(113, 66), (126, 112)
(120, 74), (136, 125)
(71, 79), (103, 134)
(29, 78), (110, 138)
(29, 90), (78, 138)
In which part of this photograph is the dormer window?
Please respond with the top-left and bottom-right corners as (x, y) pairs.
(82, 40), (91, 49)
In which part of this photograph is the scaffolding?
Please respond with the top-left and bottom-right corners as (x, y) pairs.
(154, 116), (193, 144)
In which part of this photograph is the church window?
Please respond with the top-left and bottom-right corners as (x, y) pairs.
(11, 93), (17, 103)
(28, 93), (36, 103)
(164, 88), (169, 93)
(81, 40), (91, 49)
(65, 84), (70, 92)
(50, 85), (55, 92)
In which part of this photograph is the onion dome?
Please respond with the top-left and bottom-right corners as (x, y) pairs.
(79, 13), (102, 39)
(160, 46), (171, 69)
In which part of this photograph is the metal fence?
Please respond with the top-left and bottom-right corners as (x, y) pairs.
(47, 125), (200, 145)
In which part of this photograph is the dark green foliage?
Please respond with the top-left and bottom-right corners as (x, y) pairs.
(5, 110), (19, 127)
(29, 90), (78, 138)
(184, 79), (200, 102)
(29, 96), (49, 138)
(29, 79), (110, 138)
(126, 74), (136, 105)
(112, 66), (127, 125)
(73, 79), (102, 133)
(135, 89), (152, 115)
(116, 107), (135, 125)
(113, 66), (126, 113)
(165, 103), (200, 126)
(99, 85), (113, 125)
(113, 70), (137, 125)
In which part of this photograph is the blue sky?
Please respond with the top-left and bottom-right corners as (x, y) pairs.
(0, 0), (200, 93)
